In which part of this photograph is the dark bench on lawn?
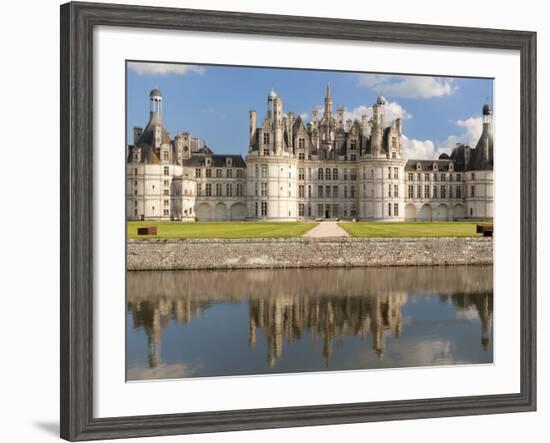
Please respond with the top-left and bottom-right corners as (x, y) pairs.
(476, 224), (493, 237)
(137, 226), (157, 236)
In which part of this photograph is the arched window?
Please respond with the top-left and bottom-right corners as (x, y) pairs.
(325, 168), (331, 180)
(333, 168), (338, 180)
(318, 168), (323, 180)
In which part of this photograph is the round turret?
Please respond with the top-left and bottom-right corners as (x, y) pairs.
(482, 103), (492, 115)
(267, 89), (277, 100)
(376, 95), (386, 105)
(150, 88), (162, 98)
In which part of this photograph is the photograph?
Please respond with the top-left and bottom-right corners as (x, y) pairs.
(125, 62), (494, 380)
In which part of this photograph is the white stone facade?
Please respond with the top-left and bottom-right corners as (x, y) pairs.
(127, 87), (493, 222)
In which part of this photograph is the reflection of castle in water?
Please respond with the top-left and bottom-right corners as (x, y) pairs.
(128, 266), (493, 369)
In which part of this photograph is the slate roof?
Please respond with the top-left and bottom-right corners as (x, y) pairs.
(182, 154), (246, 168)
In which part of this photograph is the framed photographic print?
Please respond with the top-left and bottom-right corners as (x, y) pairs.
(60, 1), (537, 441)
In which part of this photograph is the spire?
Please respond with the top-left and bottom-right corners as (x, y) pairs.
(326, 82), (331, 99)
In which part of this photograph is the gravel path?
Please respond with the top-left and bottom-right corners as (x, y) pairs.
(303, 221), (350, 238)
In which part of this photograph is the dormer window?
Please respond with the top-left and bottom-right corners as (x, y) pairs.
(206, 157), (211, 166)
(433, 163), (438, 171)
(449, 163), (454, 171)
(226, 157), (232, 167)
(416, 163), (422, 171)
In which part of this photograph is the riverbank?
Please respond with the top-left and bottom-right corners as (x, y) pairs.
(127, 237), (493, 271)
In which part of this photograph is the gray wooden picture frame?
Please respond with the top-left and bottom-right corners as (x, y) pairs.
(60, 1), (537, 441)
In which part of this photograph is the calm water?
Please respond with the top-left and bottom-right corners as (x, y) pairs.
(127, 266), (493, 380)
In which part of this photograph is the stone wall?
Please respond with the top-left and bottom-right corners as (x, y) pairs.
(127, 237), (493, 271)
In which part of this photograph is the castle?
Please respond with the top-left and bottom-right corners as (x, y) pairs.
(127, 85), (493, 222)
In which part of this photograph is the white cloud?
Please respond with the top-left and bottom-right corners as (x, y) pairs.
(299, 112), (308, 120)
(355, 74), (458, 99)
(128, 62), (205, 76)
(401, 135), (436, 160)
(402, 115), (483, 160)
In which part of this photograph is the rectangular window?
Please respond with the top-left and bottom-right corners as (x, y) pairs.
(254, 183), (258, 197)
(318, 186), (323, 198)
(216, 169), (222, 178)
(408, 173), (414, 181)
(350, 154), (357, 161)
(456, 185), (462, 198)
(408, 185), (413, 198)
(350, 169), (357, 180)
(333, 185), (338, 198)
(417, 185), (422, 199)
(226, 183), (233, 197)
(261, 182), (268, 197)
(163, 166), (169, 176)
(299, 185), (305, 198)
(205, 183), (212, 197)
(333, 168), (339, 180)
(226, 169), (233, 178)
(263, 133), (270, 144)
(471, 185), (475, 197)
(255, 202), (258, 217)
(441, 173), (446, 182)
(163, 151), (169, 161)
(134, 168), (138, 176)
(325, 185), (331, 198)
(449, 186), (454, 198)
(237, 169), (244, 178)
(457, 173), (462, 181)
(163, 180), (169, 186)
(261, 164), (268, 178)
(299, 168), (305, 180)
(196, 183), (202, 196)
(388, 203), (392, 216)
(163, 189), (169, 196)
(393, 184), (399, 198)
(261, 201), (268, 216)
(308, 185), (312, 198)
(417, 173), (421, 181)
(326, 168), (331, 180)
(298, 152), (305, 160)
(388, 184), (392, 198)
(441, 186), (446, 198)
(298, 138), (305, 149)
(350, 139), (357, 150)
(318, 168), (324, 180)
(394, 203), (399, 216)
(425, 173), (430, 181)
(388, 167), (392, 179)
(215, 183), (222, 196)
(205, 169), (212, 178)
(298, 203), (304, 217)
(164, 200), (169, 206)
(343, 169), (348, 180)
(307, 205), (312, 217)
(433, 173), (438, 181)
(394, 167), (399, 179)
(424, 185), (430, 199)
(318, 204), (323, 217)
(236, 183), (243, 197)
(392, 137), (397, 148)
(350, 186), (356, 198)
(471, 173), (475, 180)
(163, 209), (169, 216)
(344, 186), (348, 198)
(433, 186), (438, 198)
(263, 149), (270, 156)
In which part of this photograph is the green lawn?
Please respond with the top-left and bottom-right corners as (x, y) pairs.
(338, 222), (491, 238)
(127, 221), (318, 239)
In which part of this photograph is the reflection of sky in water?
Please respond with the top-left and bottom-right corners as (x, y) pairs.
(127, 266), (493, 380)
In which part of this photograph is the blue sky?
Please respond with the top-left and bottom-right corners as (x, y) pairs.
(127, 61), (493, 159)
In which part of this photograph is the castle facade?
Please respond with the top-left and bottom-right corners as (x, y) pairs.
(127, 86), (493, 222)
